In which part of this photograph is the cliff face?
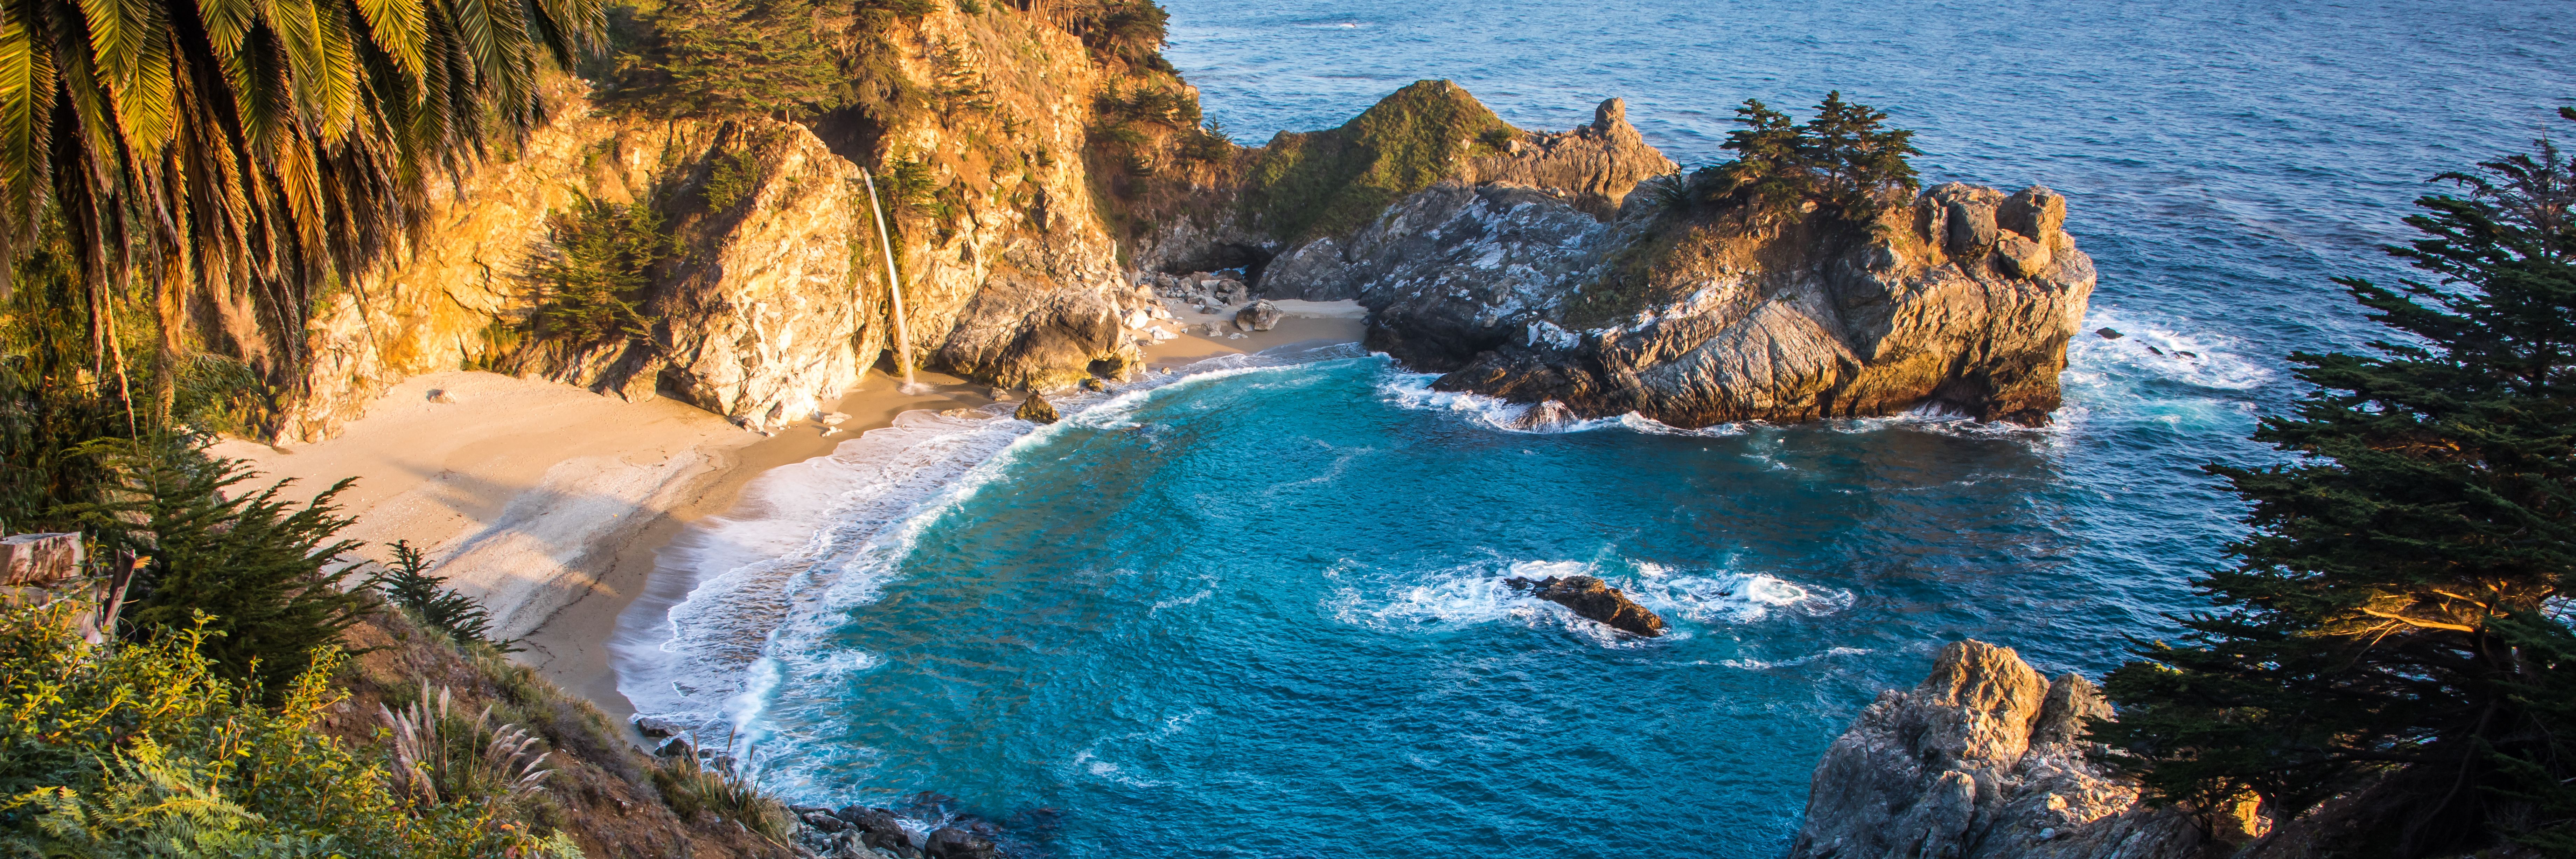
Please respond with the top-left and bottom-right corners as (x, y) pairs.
(1793, 641), (2254, 859)
(1346, 180), (2094, 427)
(284, 27), (2089, 441)
(285, 7), (1165, 441)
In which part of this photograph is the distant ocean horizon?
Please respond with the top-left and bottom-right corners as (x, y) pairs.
(630, 2), (2576, 855)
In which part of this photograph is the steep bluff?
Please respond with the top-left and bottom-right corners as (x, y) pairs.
(282, 21), (2090, 442)
(286, 7), (1166, 441)
(1794, 641), (2255, 859)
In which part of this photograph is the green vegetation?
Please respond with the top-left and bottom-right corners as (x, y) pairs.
(651, 743), (793, 840)
(59, 441), (367, 700)
(2095, 108), (2576, 856)
(374, 541), (509, 650)
(1239, 80), (1522, 241)
(0, 604), (578, 857)
(530, 198), (675, 349)
(1061, 0), (1171, 68)
(610, 0), (845, 118)
(0, 0), (601, 417)
(1657, 92), (1920, 223)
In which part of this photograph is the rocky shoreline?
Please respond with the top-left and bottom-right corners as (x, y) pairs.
(1793, 642), (2255, 859)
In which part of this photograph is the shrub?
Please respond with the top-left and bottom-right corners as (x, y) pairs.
(1240, 79), (1522, 241)
(1179, 121), (1236, 164)
(0, 603), (577, 857)
(58, 438), (367, 700)
(372, 540), (509, 650)
(649, 742), (790, 841)
(531, 197), (673, 348)
(701, 150), (763, 211)
(380, 686), (556, 805)
(1096, 83), (1200, 128)
(609, 0), (843, 119)
(1062, 0), (1168, 66)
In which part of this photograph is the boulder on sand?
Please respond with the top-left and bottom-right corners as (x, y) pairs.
(1508, 574), (1666, 636)
(1234, 300), (1284, 332)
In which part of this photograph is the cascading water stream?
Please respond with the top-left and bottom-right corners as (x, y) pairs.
(862, 167), (930, 395)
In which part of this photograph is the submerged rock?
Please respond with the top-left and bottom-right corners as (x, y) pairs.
(1509, 574), (1666, 637)
(924, 827), (996, 859)
(830, 806), (912, 853)
(1790, 640), (2227, 859)
(1014, 393), (1059, 424)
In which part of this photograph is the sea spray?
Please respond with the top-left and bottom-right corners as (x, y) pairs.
(612, 344), (1375, 733)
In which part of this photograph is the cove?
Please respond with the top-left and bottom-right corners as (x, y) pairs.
(718, 347), (2247, 857)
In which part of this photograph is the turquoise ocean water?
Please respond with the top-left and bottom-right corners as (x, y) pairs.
(615, 2), (2576, 855)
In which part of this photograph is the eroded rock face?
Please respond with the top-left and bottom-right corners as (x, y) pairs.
(283, 8), (1164, 441)
(1791, 641), (2205, 859)
(1352, 179), (2095, 427)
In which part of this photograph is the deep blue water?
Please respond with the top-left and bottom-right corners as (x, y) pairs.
(623, 2), (2576, 856)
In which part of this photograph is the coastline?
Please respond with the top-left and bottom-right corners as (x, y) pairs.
(218, 302), (1368, 725)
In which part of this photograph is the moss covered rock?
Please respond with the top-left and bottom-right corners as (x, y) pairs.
(1238, 79), (1522, 241)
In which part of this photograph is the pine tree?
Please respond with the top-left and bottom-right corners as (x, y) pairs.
(2095, 109), (2576, 855)
(613, 0), (845, 119)
(371, 540), (506, 649)
(1684, 93), (1918, 224)
(1709, 98), (1811, 219)
(1801, 91), (1921, 217)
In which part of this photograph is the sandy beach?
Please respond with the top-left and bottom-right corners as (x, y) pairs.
(214, 300), (1367, 723)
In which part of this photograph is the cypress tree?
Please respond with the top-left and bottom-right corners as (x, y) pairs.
(2095, 108), (2576, 855)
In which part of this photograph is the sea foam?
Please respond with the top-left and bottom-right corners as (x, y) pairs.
(612, 344), (1371, 737)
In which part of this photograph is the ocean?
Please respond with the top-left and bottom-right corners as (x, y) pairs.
(613, 2), (2576, 855)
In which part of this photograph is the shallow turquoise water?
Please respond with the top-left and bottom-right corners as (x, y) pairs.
(617, 1), (2576, 855)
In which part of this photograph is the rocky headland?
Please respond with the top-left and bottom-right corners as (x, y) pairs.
(1796, 641), (2269, 859)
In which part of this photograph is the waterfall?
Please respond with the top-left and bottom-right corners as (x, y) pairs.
(860, 168), (929, 394)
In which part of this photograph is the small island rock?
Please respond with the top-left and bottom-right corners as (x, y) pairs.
(1509, 574), (1666, 637)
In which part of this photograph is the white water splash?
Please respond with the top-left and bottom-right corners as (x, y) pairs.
(613, 344), (1372, 740)
(1326, 557), (1848, 647)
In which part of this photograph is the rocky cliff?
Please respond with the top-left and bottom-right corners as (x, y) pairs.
(280, 16), (2090, 442)
(1344, 181), (2095, 428)
(284, 6), (1172, 441)
(1793, 641), (2252, 859)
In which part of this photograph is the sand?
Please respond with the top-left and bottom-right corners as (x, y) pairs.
(212, 300), (1366, 723)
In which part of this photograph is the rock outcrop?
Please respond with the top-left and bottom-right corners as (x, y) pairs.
(1508, 574), (1666, 637)
(282, 7), (1177, 441)
(1792, 641), (2215, 859)
(1014, 392), (1059, 424)
(1345, 178), (2094, 427)
(1246, 83), (1676, 302)
(1234, 299), (1283, 332)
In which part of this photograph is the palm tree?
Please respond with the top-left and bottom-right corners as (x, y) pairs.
(0, 0), (604, 417)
